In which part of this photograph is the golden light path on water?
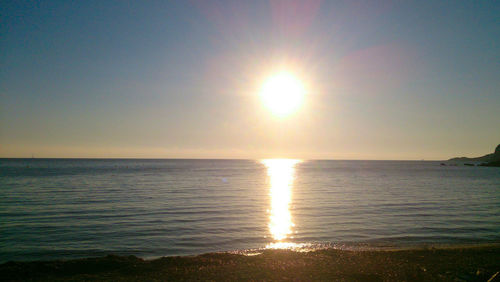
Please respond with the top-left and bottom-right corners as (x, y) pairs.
(261, 159), (303, 250)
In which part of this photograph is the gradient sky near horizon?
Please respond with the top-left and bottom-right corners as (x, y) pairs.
(1, 0), (499, 159)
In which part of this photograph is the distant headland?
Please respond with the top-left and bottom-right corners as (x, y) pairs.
(448, 144), (500, 167)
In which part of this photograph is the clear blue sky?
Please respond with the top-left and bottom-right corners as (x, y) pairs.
(1, 0), (499, 159)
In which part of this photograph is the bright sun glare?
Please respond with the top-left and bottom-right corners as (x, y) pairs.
(261, 159), (301, 245)
(260, 71), (306, 117)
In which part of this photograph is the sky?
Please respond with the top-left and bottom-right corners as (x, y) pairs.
(1, 0), (499, 160)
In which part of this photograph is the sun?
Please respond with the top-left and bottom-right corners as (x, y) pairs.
(260, 71), (306, 117)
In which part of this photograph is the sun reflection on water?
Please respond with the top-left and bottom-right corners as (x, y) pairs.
(261, 159), (301, 249)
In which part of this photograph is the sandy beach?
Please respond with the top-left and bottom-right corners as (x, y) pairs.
(2, 245), (499, 281)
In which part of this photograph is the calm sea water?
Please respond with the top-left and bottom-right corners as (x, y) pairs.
(1, 159), (499, 262)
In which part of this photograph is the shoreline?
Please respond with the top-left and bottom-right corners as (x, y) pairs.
(2, 245), (499, 281)
(4, 242), (500, 264)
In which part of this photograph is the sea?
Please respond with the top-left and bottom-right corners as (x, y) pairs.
(1, 159), (499, 263)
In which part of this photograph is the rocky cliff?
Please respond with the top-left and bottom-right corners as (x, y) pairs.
(448, 144), (500, 166)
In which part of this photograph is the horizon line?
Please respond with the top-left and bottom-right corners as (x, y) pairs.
(0, 157), (448, 161)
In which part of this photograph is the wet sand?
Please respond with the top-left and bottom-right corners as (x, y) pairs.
(1, 245), (499, 281)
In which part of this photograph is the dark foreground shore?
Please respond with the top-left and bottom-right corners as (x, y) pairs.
(2, 246), (499, 281)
